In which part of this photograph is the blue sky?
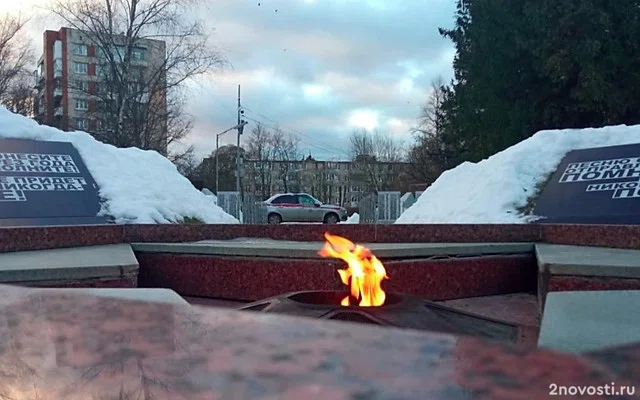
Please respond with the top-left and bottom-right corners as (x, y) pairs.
(2, 0), (457, 160)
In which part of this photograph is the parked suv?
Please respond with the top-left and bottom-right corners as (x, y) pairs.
(262, 193), (348, 224)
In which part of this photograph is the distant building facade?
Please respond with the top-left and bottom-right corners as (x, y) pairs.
(242, 156), (413, 206)
(33, 27), (167, 153)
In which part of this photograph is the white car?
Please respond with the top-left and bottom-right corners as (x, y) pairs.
(262, 193), (348, 224)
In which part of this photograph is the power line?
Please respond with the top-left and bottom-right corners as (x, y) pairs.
(242, 115), (350, 158)
(206, 97), (341, 153)
(206, 96), (347, 157)
(241, 106), (352, 157)
(245, 115), (349, 156)
(245, 116), (349, 157)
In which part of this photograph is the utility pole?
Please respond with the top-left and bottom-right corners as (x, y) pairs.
(236, 84), (245, 221)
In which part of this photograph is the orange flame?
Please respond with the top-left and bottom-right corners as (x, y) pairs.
(318, 232), (388, 307)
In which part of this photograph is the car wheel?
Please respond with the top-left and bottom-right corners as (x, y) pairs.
(268, 213), (282, 225)
(324, 213), (339, 224)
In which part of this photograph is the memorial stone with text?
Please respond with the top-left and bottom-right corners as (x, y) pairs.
(0, 138), (107, 226)
(533, 143), (640, 224)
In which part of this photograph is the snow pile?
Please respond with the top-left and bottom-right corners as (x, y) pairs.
(201, 188), (217, 204)
(341, 213), (360, 224)
(397, 125), (640, 224)
(0, 107), (238, 224)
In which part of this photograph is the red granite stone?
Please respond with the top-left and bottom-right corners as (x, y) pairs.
(517, 325), (540, 349)
(136, 253), (537, 302)
(0, 284), (638, 400)
(122, 224), (265, 242)
(538, 275), (640, 314)
(0, 224), (124, 253)
(137, 254), (343, 300)
(452, 338), (638, 399)
(6, 223), (540, 250)
(378, 224), (541, 243)
(586, 342), (640, 383)
(541, 224), (640, 250)
(3, 222), (640, 255)
(123, 224), (378, 243)
(265, 224), (378, 242)
(437, 293), (540, 348)
(436, 293), (539, 329)
(383, 255), (537, 301)
(125, 223), (539, 244)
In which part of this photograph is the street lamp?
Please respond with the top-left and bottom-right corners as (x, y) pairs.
(215, 121), (248, 195)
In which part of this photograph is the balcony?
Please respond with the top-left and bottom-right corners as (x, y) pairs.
(54, 87), (63, 97)
(54, 107), (63, 117)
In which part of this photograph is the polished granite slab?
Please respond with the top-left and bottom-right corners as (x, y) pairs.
(0, 243), (138, 283)
(0, 284), (638, 399)
(536, 243), (640, 278)
(539, 290), (640, 354)
(131, 240), (535, 259)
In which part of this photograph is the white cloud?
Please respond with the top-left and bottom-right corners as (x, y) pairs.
(348, 110), (379, 131)
(302, 84), (332, 103)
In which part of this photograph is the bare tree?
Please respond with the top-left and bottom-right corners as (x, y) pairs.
(2, 73), (34, 117)
(349, 128), (405, 194)
(48, 0), (226, 159)
(349, 128), (405, 163)
(409, 77), (455, 182)
(245, 122), (274, 199)
(0, 15), (33, 111)
(170, 144), (200, 177)
(270, 127), (300, 193)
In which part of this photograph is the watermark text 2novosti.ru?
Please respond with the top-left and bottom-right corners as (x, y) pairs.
(550, 383), (635, 396)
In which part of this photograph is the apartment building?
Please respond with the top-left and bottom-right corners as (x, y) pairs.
(33, 27), (167, 153)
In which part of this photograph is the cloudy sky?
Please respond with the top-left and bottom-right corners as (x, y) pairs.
(1, 0), (456, 161)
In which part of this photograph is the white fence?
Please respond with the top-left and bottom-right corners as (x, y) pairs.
(215, 191), (402, 224)
(217, 191), (240, 220)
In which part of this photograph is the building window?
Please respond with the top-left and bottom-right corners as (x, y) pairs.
(73, 80), (89, 92)
(76, 118), (88, 130)
(74, 62), (88, 74)
(73, 44), (88, 56)
(132, 47), (147, 61)
(75, 99), (88, 110)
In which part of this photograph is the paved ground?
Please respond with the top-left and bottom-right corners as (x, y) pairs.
(538, 290), (640, 354)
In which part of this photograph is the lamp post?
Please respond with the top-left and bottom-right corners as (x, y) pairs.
(215, 121), (248, 195)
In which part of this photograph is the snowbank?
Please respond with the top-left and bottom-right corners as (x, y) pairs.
(341, 213), (360, 224)
(397, 125), (640, 224)
(0, 107), (238, 224)
(201, 188), (217, 204)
